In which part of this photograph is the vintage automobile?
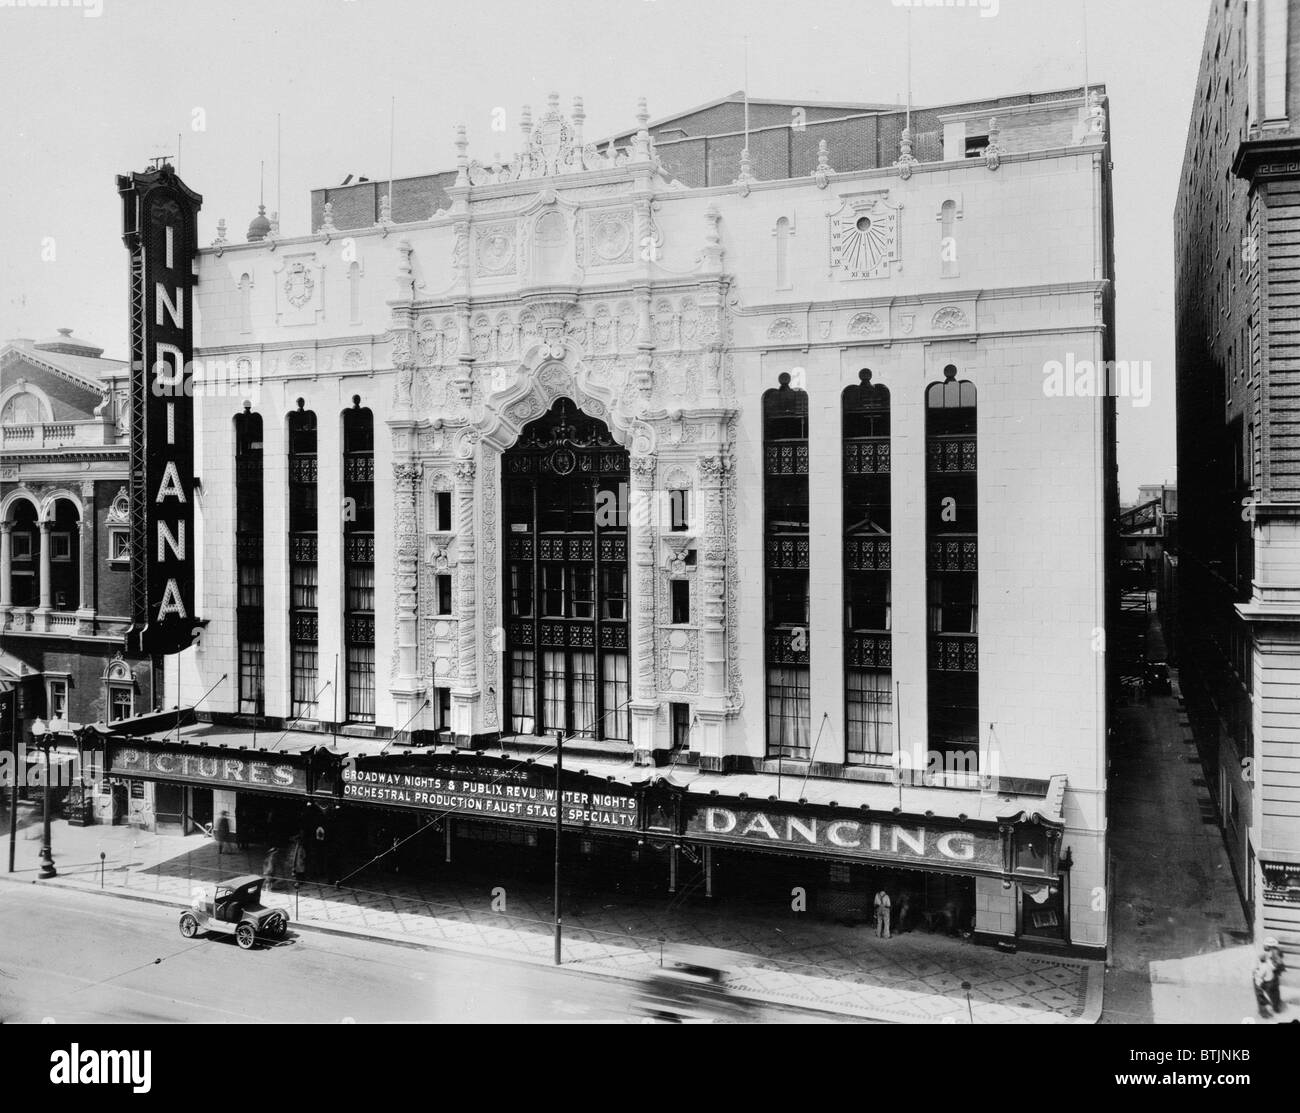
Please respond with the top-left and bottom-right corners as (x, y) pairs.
(179, 875), (289, 949)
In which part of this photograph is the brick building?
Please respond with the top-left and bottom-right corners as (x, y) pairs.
(1176, 0), (1300, 951)
(1, 329), (157, 821)
(145, 83), (1115, 954)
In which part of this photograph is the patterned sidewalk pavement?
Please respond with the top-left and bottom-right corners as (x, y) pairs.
(3, 815), (1101, 1023)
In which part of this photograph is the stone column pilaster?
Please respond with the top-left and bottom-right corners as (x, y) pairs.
(0, 521), (12, 609)
(694, 451), (730, 762)
(452, 455), (481, 745)
(629, 452), (660, 764)
(390, 461), (426, 733)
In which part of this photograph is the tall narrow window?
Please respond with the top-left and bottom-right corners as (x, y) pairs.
(843, 370), (893, 764)
(926, 366), (979, 778)
(343, 400), (375, 723)
(774, 216), (792, 289)
(501, 398), (630, 742)
(288, 402), (319, 719)
(348, 261), (362, 325)
(764, 372), (811, 759)
(239, 274), (252, 334)
(234, 407), (264, 715)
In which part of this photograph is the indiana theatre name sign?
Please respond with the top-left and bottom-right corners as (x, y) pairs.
(117, 165), (202, 656)
(686, 805), (1003, 871)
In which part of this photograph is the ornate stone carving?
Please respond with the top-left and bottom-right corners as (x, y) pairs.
(474, 221), (517, 277)
(932, 306), (969, 331)
(767, 318), (797, 341)
(847, 312), (883, 336)
(813, 139), (834, 189)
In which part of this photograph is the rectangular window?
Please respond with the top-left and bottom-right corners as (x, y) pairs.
(542, 650), (567, 733)
(669, 489), (690, 532)
(766, 666), (810, 759)
(964, 134), (990, 158)
(848, 577), (891, 632)
(291, 645), (319, 718)
(436, 574), (453, 616)
(671, 579), (691, 625)
(569, 565), (594, 620)
(238, 563), (264, 610)
(847, 670), (893, 762)
(48, 680), (68, 721)
(437, 686), (452, 731)
(671, 702), (691, 749)
(601, 566), (626, 621)
(768, 571), (809, 627)
(510, 650), (536, 735)
(436, 491), (453, 532)
(347, 565), (376, 614)
(571, 651), (597, 738)
(12, 533), (32, 561)
(541, 566), (565, 617)
(347, 645), (376, 723)
(51, 532), (72, 561)
(109, 530), (130, 561)
(510, 564), (533, 618)
(602, 654), (630, 741)
(291, 562), (319, 611)
(110, 687), (134, 722)
(928, 577), (978, 634)
(238, 640), (265, 715)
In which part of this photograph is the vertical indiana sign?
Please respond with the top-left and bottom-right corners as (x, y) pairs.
(117, 165), (203, 656)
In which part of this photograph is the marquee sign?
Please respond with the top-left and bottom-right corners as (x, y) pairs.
(684, 804), (1004, 873)
(107, 743), (307, 795)
(117, 164), (202, 656)
(342, 760), (638, 831)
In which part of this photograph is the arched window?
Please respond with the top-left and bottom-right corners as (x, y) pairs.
(843, 370), (892, 764)
(343, 401), (375, 722)
(238, 273), (252, 334)
(234, 407), (264, 715)
(0, 393), (42, 425)
(764, 372), (810, 759)
(501, 398), (629, 741)
(925, 366), (978, 776)
(287, 403), (319, 719)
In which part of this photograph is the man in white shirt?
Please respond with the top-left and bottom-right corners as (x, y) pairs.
(873, 888), (892, 939)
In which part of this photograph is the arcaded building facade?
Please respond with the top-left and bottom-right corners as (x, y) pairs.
(167, 86), (1115, 953)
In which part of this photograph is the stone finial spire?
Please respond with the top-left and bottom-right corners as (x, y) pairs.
(454, 123), (470, 186)
(318, 200), (338, 236)
(894, 126), (918, 181)
(985, 117), (1004, 171)
(212, 218), (228, 249)
(636, 96), (649, 131)
(376, 192), (393, 231)
(548, 91), (560, 114)
(572, 95), (585, 145)
(813, 139), (834, 189)
(735, 148), (755, 196)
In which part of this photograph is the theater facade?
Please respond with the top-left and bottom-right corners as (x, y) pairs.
(162, 86), (1116, 955)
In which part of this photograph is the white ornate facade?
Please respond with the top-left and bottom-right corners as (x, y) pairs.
(178, 88), (1116, 951)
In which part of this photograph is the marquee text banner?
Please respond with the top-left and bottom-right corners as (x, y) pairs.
(107, 744), (306, 794)
(342, 763), (637, 830)
(685, 804), (1003, 872)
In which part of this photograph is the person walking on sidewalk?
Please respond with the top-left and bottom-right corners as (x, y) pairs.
(873, 888), (892, 939)
(1265, 937), (1288, 1015)
(262, 847), (281, 892)
(1253, 952), (1277, 1019)
(214, 811), (232, 859)
(290, 834), (308, 884)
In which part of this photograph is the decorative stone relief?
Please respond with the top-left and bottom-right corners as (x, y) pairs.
(847, 312), (883, 336)
(767, 318), (797, 341)
(932, 306), (969, 331)
(474, 221), (517, 277)
(585, 207), (634, 266)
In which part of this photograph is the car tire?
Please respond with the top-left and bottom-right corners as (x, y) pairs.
(269, 914), (287, 940)
(235, 922), (256, 950)
(179, 914), (199, 939)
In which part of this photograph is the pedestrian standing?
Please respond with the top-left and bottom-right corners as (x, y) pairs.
(214, 810), (232, 858)
(262, 847), (281, 892)
(873, 887), (892, 939)
(1265, 937), (1287, 1015)
(1253, 952), (1277, 1019)
(290, 834), (307, 883)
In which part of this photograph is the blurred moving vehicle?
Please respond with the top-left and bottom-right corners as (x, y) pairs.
(179, 875), (289, 950)
(633, 946), (757, 1023)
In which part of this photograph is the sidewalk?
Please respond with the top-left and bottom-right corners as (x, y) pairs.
(1, 812), (1102, 1024)
(1104, 606), (1299, 1024)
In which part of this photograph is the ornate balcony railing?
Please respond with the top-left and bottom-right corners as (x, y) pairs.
(846, 537), (891, 572)
(929, 634), (979, 673)
(844, 437), (890, 476)
(929, 536), (978, 573)
(927, 435), (977, 474)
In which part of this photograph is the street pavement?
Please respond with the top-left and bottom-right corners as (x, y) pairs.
(1, 809), (1100, 1023)
(0, 883), (831, 1024)
(1103, 606), (1299, 1024)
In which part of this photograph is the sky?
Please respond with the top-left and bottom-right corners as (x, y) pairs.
(0, 0), (1210, 502)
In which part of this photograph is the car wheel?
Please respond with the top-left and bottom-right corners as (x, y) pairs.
(235, 922), (256, 950)
(179, 914), (199, 939)
(269, 914), (287, 939)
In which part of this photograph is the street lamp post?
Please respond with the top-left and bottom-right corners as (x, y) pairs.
(30, 718), (56, 879)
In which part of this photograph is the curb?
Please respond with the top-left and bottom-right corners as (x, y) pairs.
(2, 871), (1099, 1024)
